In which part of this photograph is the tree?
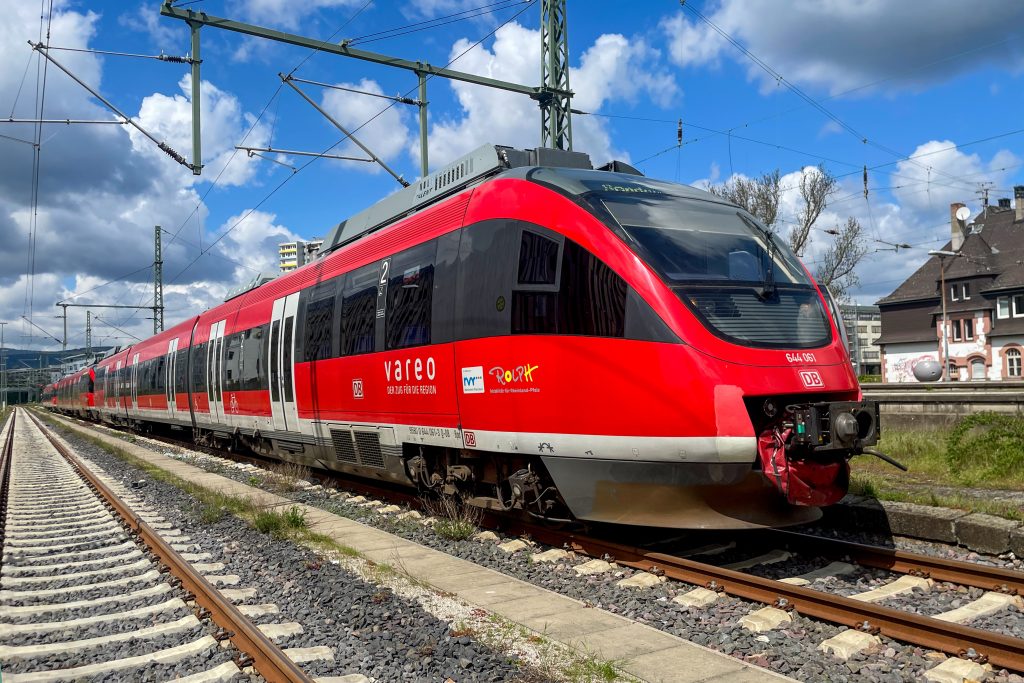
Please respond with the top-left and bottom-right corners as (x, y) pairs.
(708, 165), (867, 301)
(707, 170), (781, 230)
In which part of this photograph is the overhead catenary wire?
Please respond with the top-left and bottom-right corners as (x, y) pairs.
(679, 1), (968, 189)
(112, 0), (536, 333)
(44, 45), (193, 63)
(346, 0), (530, 45)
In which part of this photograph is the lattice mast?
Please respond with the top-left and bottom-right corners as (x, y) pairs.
(540, 0), (572, 150)
(154, 225), (164, 334)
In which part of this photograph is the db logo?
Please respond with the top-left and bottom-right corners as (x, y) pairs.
(799, 370), (824, 388)
(352, 379), (364, 399)
(463, 431), (477, 448)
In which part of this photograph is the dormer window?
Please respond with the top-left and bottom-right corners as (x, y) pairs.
(962, 283), (970, 300)
(950, 286), (959, 302)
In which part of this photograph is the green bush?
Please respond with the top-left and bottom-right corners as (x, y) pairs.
(946, 412), (1024, 484)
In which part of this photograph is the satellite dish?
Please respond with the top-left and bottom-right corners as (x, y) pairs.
(956, 206), (971, 221)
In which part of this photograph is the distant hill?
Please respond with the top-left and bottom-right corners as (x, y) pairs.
(2, 346), (113, 369)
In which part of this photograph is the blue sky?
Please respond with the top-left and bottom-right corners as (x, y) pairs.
(1, 0), (1022, 350)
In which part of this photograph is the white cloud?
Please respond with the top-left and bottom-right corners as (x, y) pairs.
(426, 23), (677, 168)
(661, 1), (1024, 94)
(226, 0), (365, 31)
(132, 74), (270, 187)
(0, 2), (288, 349)
(319, 78), (414, 173)
(891, 140), (1020, 214)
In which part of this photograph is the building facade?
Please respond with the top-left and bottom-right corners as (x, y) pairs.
(876, 187), (1024, 382)
(278, 237), (324, 273)
(840, 304), (882, 376)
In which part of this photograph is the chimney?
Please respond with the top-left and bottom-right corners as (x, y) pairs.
(951, 202), (966, 251)
(1015, 185), (1024, 222)
(998, 198), (1011, 209)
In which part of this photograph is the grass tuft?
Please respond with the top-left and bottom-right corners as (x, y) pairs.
(421, 495), (481, 541)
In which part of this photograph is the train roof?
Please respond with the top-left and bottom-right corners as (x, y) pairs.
(320, 143), (720, 257)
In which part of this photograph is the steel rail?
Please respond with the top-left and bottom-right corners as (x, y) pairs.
(25, 410), (313, 683)
(766, 528), (1024, 595)
(0, 409), (16, 566)
(43, 410), (1024, 671)
(512, 526), (1024, 672)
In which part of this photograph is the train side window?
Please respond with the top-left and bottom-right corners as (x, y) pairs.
(270, 321), (281, 401)
(191, 343), (207, 395)
(241, 326), (268, 391)
(282, 318), (294, 402)
(340, 263), (378, 355)
(224, 333), (242, 393)
(305, 291), (336, 362)
(386, 240), (436, 350)
(155, 356), (166, 393)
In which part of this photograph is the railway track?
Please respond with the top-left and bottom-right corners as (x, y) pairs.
(42, 410), (1024, 677)
(0, 408), (313, 683)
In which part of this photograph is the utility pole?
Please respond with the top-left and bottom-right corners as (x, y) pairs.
(0, 322), (7, 410)
(154, 225), (164, 334)
(86, 311), (92, 357)
(58, 303), (68, 352)
(540, 0), (572, 150)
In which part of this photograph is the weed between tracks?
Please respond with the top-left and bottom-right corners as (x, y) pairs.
(421, 495), (482, 541)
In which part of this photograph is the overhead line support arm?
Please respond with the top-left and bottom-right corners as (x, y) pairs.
(159, 2), (556, 98)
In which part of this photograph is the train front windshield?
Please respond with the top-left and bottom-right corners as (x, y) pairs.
(592, 190), (832, 349)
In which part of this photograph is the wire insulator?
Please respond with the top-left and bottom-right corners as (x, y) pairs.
(158, 142), (188, 167)
(157, 54), (191, 64)
(677, 118), (683, 145)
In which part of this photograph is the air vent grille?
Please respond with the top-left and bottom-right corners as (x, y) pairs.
(354, 430), (385, 469)
(329, 428), (357, 463)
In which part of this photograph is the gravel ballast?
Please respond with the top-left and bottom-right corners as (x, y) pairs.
(47, 423), (547, 683)
(47, 417), (1024, 683)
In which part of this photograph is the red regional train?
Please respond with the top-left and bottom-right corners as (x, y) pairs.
(49, 144), (885, 529)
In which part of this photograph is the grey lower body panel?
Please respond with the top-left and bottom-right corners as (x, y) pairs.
(541, 457), (821, 530)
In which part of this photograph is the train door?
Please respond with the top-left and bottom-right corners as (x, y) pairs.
(130, 353), (140, 415)
(207, 321), (226, 425)
(269, 293), (299, 433)
(166, 338), (179, 420)
(114, 360), (122, 418)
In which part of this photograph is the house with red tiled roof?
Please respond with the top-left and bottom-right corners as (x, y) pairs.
(876, 186), (1024, 382)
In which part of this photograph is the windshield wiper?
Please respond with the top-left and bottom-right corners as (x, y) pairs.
(736, 212), (777, 300)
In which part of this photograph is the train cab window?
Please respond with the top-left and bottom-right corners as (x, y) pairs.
(518, 231), (560, 285)
(385, 240), (436, 350)
(340, 263), (378, 355)
(511, 231), (627, 338)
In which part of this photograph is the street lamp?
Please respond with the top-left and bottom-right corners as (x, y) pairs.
(929, 249), (963, 381)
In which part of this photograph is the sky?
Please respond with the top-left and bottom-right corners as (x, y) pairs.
(1, 0), (1023, 351)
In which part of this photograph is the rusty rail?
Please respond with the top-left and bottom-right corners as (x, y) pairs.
(42, 408), (1024, 672)
(767, 528), (1024, 595)
(511, 525), (1024, 672)
(0, 409), (16, 564)
(25, 409), (313, 683)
